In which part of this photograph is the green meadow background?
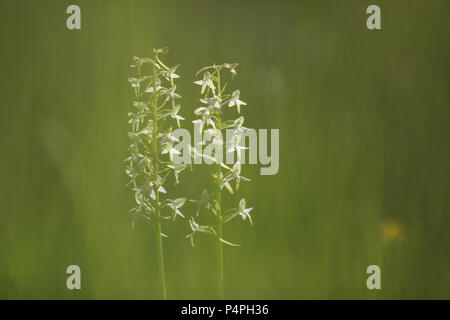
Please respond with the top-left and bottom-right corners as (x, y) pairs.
(1, 0), (450, 299)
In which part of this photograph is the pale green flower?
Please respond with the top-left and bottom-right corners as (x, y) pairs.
(130, 56), (145, 69)
(161, 143), (181, 161)
(232, 116), (248, 134)
(128, 76), (149, 89)
(167, 163), (187, 185)
(161, 129), (180, 161)
(169, 105), (185, 127)
(124, 166), (138, 186)
(228, 90), (247, 113)
(162, 64), (180, 80)
(200, 95), (222, 110)
(194, 71), (215, 94)
(133, 101), (149, 114)
(167, 198), (187, 219)
(186, 216), (216, 247)
(205, 128), (224, 146)
(148, 181), (167, 201)
(223, 198), (253, 225)
(132, 187), (152, 213)
(189, 189), (211, 216)
(227, 134), (247, 160)
(222, 63), (238, 77)
(222, 161), (250, 191)
(236, 198), (253, 224)
(145, 77), (162, 93)
(165, 85), (181, 101)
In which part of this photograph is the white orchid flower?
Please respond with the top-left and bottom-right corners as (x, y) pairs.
(127, 112), (140, 129)
(161, 129), (181, 161)
(145, 77), (162, 93)
(192, 119), (205, 134)
(189, 216), (201, 233)
(161, 143), (181, 161)
(165, 85), (181, 102)
(169, 105), (185, 127)
(133, 101), (149, 114)
(205, 128), (224, 146)
(194, 106), (208, 115)
(167, 198), (187, 219)
(130, 56), (145, 69)
(148, 181), (167, 201)
(192, 115), (215, 134)
(222, 63), (238, 77)
(164, 129), (180, 143)
(136, 153), (152, 168)
(194, 71), (215, 94)
(223, 198), (253, 225)
(227, 134), (247, 160)
(228, 90), (247, 113)
(164, 68), (180, 79)
(125, 166), (139, 186)
(236, 198), (253, 224)
(193, 107), (215, 131)
(167, 163), (187, 185)
(186, 216), (216, 247)
(132, 187), (153, 212)
(188, 145), (216, 163)
(200, 95), (222, 110)
(222, 161), (250, 192)
(189, 189), (211, 216)
(128, 77), (142, 88)
(232, 116), (248, 134)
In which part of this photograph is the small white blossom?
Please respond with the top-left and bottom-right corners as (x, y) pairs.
(148, 181), (166, 201)
(127, 112), (140, 129)
(167, 198), (187, 219)
(161, 129), (181, 161)
(132, 187), (152, 213)
(133, 101), (149, 114)
(165, 85), (181, 101)
(228, 90), (247, 113)
(186, 216), (216, 247)
(200, 95), (222, 110)
(167, 163), (187, 184)
(194, 71), (216, 94)
(222, 161), (250, 192)
(236, 198), (253, 224)
(222, 63), (238, 76)
(223, 198), (253, 225)
(205, 128), (224, 146)
(190, 189), (211, 216)
(163, 67), (180, 80)
(228, 134), (247, 160)
(130, 56), (145, 68)
(232, 116), (248, 134)
(145, 77), (162, 93)
(125, 166), (139, 186)
(161, 143), (181, 161)
(169, 105), (185, 127)
(128, 77), (143, 88)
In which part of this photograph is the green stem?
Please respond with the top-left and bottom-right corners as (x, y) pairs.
(216, 70), (224, 299)
(152, 58), (167, 300)
(216, 180), (224, 299)
(155, 215), (167, 299)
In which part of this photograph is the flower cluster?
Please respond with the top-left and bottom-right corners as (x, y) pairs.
(126, 48), (188, 229)
(187, 63), (253, 247)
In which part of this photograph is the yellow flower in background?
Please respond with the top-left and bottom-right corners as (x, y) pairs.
(381, 218), (404, 243)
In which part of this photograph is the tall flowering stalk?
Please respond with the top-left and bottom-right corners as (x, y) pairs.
(126, 48), (187, 299)
(187, 63), (253, 299)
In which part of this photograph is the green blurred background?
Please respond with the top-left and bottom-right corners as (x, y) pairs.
(1, 0), (450, 299)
